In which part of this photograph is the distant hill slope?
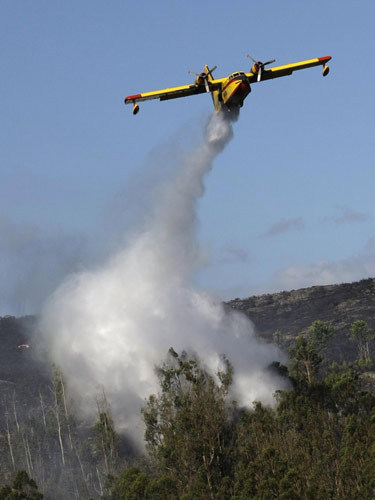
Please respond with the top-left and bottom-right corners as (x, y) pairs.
(0, 315), (54, 408)
(0, 315), (40, 380)
(228, 278), (375, 361)
(1, 278), (375, 389)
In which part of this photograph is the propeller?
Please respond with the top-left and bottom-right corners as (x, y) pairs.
(206, 65), (217, 78)
(247, 55), (275, 82)
(189, 65), (217, 92)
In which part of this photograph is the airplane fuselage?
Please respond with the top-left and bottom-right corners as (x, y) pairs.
(212, 72), (251, 113)
(204, 66), (251, 114)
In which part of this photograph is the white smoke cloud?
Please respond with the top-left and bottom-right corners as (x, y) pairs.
(40, 114), (285, 446)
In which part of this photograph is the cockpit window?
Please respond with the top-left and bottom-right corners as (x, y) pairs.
(228, 71), (245, 80)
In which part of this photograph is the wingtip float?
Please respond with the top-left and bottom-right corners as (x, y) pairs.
(124, 55), (332, 116)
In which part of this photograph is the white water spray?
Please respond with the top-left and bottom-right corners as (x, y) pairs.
(40, 114), (283, 444)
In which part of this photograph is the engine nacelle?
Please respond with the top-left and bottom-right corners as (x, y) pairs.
(194, 72), (206, 86)
(133, 102), (140, 115)
(322, 65), (330, 77)
(251, 63), (260, 74)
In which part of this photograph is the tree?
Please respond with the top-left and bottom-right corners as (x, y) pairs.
(272, 329), (283, 347)
(289, 321), (333, 385)
(93, 390), (120, 488)
(142, 348), (236, 499)
(0, 470), (43, 499)
(349, 320), (373, 362)
(108, 466), (149, 500)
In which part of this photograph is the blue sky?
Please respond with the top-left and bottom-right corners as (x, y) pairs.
(1, 0), (375, 314)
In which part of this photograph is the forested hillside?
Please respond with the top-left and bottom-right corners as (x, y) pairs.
(228, 277), (375, 360)
(1, 278), (375, 498)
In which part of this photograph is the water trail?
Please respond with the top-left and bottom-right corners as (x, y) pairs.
(40, 113), (284, 445)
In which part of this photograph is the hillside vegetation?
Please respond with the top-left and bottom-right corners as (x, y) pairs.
(228, 277), (375, 360)
(1, 278), (375, 498)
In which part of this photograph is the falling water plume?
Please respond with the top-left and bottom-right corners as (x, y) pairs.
(40, 113), (284, 445)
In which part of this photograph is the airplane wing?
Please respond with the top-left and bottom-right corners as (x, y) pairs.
(125, 80), (221, 105)
(246, 56), (331, 83)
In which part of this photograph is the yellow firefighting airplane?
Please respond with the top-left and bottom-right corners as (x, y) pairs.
(124, 55), (331, 116)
